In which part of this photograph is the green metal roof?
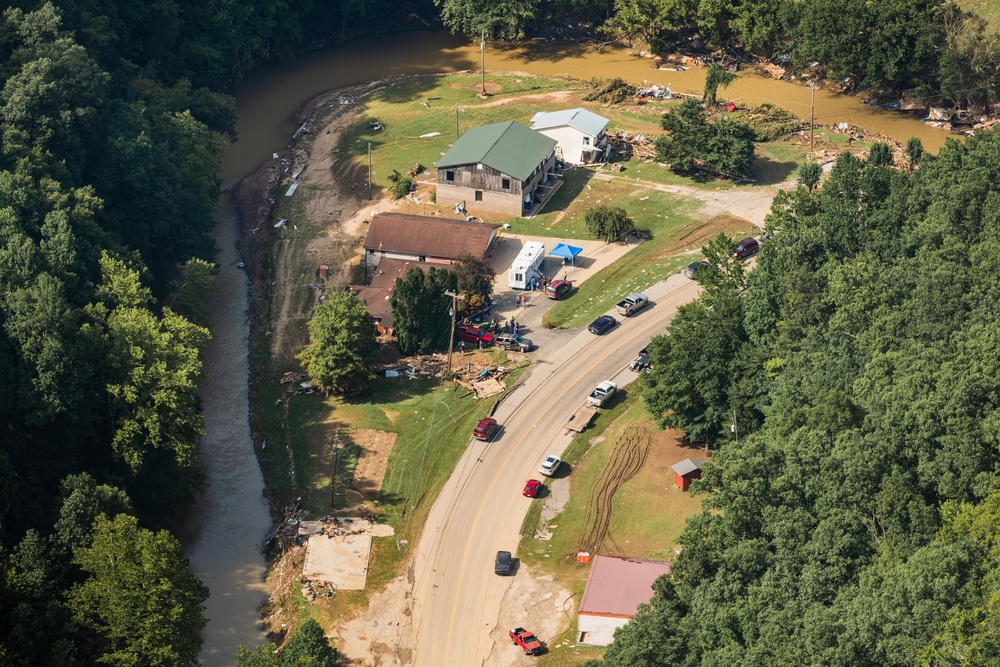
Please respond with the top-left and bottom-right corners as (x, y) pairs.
(435, 120), (557, 181)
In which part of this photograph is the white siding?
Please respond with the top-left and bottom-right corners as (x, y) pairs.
(535, 126), (589, 165)
(577, 614), (629, 647)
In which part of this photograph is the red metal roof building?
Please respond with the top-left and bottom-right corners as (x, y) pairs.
(577, 555), (671, 646)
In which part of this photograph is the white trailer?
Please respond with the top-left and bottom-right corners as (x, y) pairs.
(507, 241), (546, 289)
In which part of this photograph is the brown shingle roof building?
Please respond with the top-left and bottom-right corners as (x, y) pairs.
(363, 213), (499, 269)
(351, 258), (435, 334)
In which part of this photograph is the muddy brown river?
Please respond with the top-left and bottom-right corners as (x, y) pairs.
(189, 29), (955, 666)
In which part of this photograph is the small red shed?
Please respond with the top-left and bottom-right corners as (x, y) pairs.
(725, 101), (737, 113)
(672, 458), (707, 491)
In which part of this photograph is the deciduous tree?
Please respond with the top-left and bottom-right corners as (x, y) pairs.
(296, 289), (379, 394)
(585, 205), (635, 242)
(455, 253), (495, 315)
(68, 514), (208, 667)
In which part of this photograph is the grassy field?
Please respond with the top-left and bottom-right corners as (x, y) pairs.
(517, 393), (705, 665)
(956, 0), (1000, 28)
(251, 349), (529, 589)
(329, 72), (782, 199)
(541, 210), (750, 329)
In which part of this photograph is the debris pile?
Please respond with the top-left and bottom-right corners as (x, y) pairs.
(729, 104), (804, 142)
(606, 129), (657, 161)
(583, 77), (636, 105)
(454, 364), (509, 399)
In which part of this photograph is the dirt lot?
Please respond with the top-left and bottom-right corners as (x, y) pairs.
(351, 429), (397, 494)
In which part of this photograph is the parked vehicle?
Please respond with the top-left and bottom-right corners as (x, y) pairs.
(523, 479), (542, 497)
(495, 550), (513, 576)
(588, 380), (618, 407)
(507, 241), (546, 289)
(588, 315), (617, 335)
(509, 627), (543, 655)
(473, 417), (498, 441)
(629, 349), (651, 373)
(544, 279), (572, 300)
(539, 455), (561, 477)
(684, 259), (709, 279)
(616, 293), (650, 316)
(733, 237), (760, 260)
(495, 333), (533, 352)
(457, 325), (495, 345)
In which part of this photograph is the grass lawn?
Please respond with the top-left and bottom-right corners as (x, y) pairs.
(542, 210), (750, 329)
(252, 348), (531, 596)
(507, 169), (702, 239)
(331, 72), (796, 202)
(333, 73), (586, 192)
(955, 0), (1000, 28)
(518, 393), (705, 665)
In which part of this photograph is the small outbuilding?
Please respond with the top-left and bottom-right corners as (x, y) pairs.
(577, 555), (672, 647)
(672, 457), (707, 491)
(530, 108), (609, 165)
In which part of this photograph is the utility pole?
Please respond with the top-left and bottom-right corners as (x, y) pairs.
(368, 141), (372, 199)
(445, 290), (465, 371)
(480, 30), (486, 96)
(809, 83), (816, 154)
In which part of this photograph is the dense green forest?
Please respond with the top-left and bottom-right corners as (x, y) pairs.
(0, 0), (435, 663)
(1, 0), (998, 663)
(583, 133), (1000, 665)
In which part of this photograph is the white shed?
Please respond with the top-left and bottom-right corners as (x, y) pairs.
(530, 108), (609, 165)
(507, 241), (546, 289)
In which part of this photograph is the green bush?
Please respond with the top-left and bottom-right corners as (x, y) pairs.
(387, 169), (413, 200)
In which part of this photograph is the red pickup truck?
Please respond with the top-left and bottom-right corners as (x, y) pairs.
(509, 627), (543, 655)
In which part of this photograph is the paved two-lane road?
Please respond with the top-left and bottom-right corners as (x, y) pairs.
(409, 273), (702, 666)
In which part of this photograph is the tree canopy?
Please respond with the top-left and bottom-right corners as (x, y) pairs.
(297, 290), (380, 394)
(600, 130), (1000, 665)
(654, 99), (756, 177)
(389, 267), (457, 356)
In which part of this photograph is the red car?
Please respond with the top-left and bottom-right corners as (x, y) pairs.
(457, 325), (495, 345)
(523, 479), (541, 497)
(473, 417), (498, 441)
(510, 627), (543, 655)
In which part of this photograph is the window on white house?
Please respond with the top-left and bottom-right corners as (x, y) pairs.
(583, 136), (591, 146)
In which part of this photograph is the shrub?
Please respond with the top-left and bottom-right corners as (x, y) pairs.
(386, 169), (413, 200)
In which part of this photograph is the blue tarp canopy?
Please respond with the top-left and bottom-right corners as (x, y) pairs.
(549, 243), (583, 265)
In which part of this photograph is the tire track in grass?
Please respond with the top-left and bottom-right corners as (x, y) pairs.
(577, 424), (652, 557)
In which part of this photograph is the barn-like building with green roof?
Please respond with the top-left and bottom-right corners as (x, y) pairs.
(435, 120), (558, 218)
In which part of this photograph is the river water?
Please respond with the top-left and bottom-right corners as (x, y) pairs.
(182, 195), (271, 666)
(191, 29), (956, 665)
